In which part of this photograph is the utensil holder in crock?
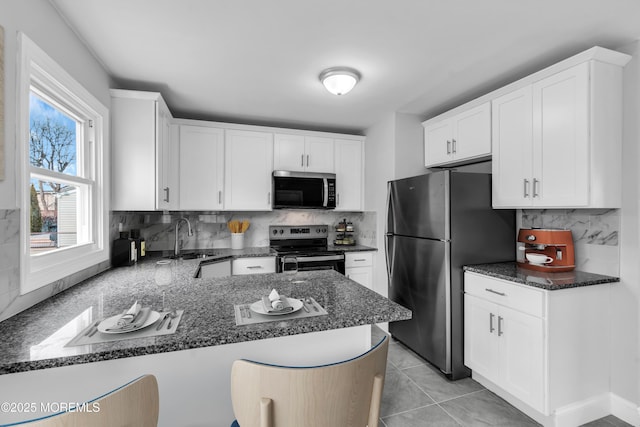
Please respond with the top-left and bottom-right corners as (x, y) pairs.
(231, 233), (244, 250)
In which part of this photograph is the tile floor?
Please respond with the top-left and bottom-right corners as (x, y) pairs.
(373, 327), (632, 427)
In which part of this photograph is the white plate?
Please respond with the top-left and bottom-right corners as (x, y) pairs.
(97, 310), (161, 334)
(249, 298), (304, 316)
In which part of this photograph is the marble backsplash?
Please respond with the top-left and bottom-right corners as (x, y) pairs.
(0, 209), (111, 321)
(520, 209), (620, 276)
(110, 210), (377, 253)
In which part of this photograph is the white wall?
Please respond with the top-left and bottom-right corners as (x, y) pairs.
(0, 0), (111, 209)
(393, 113), (425, 180)
(615, 40), (640, 411)
(364, 113), (395, 298)
(0, 0), (111, 320)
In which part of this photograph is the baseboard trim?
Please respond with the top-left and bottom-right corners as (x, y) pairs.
(554, 394), (610, 427)
(610, 393), (640, 427)
(472, 371), (640, 427)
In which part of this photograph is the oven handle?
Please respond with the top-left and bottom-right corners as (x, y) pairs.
(293, 254), (344, 262)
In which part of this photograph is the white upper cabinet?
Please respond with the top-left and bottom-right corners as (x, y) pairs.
(273, 134), (334, 173)
(225, 129), (274, 211)
(493, 49), (629, 208)
(111, 89), (175, 211)
(423, 102), (491, 167)
(178, 125), (225, 210)
(334, 139), (364, 211)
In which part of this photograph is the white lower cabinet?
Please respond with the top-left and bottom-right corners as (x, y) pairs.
(198, 260), (231, 278)
(464, 272), (614, 426)
(344, 252), (373, 289)
(231, 257), (276, 275)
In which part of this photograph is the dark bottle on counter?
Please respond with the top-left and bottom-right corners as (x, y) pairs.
(112, 231), (136, 267)
(130, 229), (146, 260)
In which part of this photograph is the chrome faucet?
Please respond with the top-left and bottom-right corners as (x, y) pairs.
(174, 218), (194, 257)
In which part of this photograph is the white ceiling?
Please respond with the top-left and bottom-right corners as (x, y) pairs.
(52, 0), (640, 134)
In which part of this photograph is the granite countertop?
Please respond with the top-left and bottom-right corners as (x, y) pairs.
(464, 262), (619, 290)
(0, 258), (408, 375)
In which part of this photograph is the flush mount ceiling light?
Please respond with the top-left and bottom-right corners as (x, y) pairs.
(319, 67), (360, 95)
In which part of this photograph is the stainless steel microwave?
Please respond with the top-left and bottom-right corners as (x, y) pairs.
(272, 171), (336, 209)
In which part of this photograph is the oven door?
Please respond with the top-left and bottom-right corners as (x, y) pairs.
(272, 171), (336, 209)
(278, 254), (345, 274)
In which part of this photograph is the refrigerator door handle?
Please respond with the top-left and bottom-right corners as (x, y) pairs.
(384, 233), (394, 287)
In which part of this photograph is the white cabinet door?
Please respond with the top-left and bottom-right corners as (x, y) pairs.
(225, 130), (273, 210)
(334, 139), (363, 211)
(345, 268), (372, 289)
(304, 136), (334, 173)
(178, 125), (224, 210)
(452, 102), (491, 161)
(465, 273), (546, 414)
(464, 294), (500, 379)
(499, 305), (545, 412)
(274, 134), (334, 173)
(157, 103), (177, 210)
(199, 260), (231, 278)
(111, 91), (174, 211)
(492, 86), (533, 208)
(273, 134), (305, 172)
(532, 62), (589, 206)
(424, 120), (452, 167)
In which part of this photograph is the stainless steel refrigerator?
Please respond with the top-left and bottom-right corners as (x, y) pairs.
(386, 170), (515, 380)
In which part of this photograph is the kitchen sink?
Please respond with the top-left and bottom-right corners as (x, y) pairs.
(165, 252), (212, 260)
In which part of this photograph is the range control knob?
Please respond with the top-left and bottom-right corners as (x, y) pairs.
(322, 228), (327, 233)
(272, 229), (278, 235)
(316, 228), (321, 234)
(526, 235), (536, 241)
(280, 229), (284, 234)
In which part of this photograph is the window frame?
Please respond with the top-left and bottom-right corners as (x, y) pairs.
(18, 33), (109, 294)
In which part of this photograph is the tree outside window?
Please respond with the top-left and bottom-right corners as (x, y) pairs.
(28, 92), (79, 253)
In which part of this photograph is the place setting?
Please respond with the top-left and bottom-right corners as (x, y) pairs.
(66, 301), (184, 347)
(234, 288), (327, 326)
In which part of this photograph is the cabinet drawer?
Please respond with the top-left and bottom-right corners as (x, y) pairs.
(232, 257), (276, 275)
(345, 252), (373, 268)
(464, 272), (545, 318)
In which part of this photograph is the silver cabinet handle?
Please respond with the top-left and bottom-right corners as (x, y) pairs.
(218, 190), (222, 204)
(267, 192), (271, 205)
(452, 138), (456, 154)
(446, 140), (451, 154)
(301, 154), (304, 167)
(354, 258), (366, 262)
(337, 193), (340, 206)
(163, 187), (170, 202)
(533, 178), (539, 198)
(489, 313), (495, 333)
(498, 316), (504, 336)
(485, 288), (506, 296)
(523, 179), (529, 198)
(306, 155), (309, 167)
(246, 266), (263, 269)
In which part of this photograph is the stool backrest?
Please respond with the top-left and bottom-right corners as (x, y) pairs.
(231, 336), (388, 427)
(9, 374), (159, 427)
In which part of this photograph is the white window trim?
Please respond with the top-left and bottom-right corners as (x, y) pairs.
(17, 33), (110, 294)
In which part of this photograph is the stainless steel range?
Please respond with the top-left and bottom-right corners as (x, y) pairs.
(269, 225), (345, 274)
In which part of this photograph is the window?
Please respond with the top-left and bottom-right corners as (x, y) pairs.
(18, 33), (109, 294)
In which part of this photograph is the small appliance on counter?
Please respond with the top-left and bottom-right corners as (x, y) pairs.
(112, 231), (136, 267)
(517, 228), (575, 272)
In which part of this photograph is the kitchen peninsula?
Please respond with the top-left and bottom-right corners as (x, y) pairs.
(0, 256), (410, 427)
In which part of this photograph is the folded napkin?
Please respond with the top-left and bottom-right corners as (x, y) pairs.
(107, 307), (151, 331)
(261, 289), (294, 313)
(117, 301), (141, 326)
